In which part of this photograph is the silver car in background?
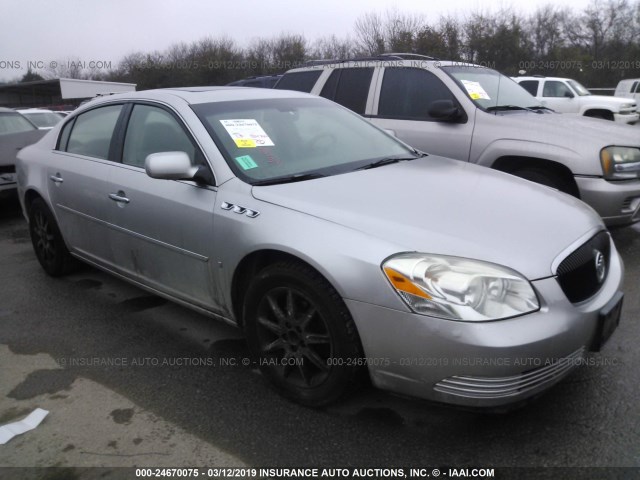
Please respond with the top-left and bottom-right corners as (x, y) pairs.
(16, 87), (624, 408)
(277, 57), (640, 226)
(0, 107), (46, 197)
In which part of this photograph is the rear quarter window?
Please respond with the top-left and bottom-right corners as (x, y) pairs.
(274, 71), (322, 92)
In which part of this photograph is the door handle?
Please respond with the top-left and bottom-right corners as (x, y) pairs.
(49, 174), (64, 184)
(108, 192), (130, 204)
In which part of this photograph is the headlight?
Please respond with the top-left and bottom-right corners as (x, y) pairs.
(621, 103), (635, 110)
(600, 146), (640, 179)
(382, 254), (540, 321)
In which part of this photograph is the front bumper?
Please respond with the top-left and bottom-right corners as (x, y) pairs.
(575, 176), (640, 226)
(613, 112), (639, 124)
(346, 240), (624, 408)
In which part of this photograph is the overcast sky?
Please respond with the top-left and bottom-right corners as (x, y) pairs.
(1, 0), (594, 81)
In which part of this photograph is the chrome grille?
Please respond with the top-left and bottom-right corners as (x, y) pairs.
(434, 347), (585, 399)
(556, 231), (610, 303)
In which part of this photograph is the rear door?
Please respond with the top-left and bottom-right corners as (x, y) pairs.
(517, 80), (540, 97)
(368, 67), (473, 160)
(107, 102), (219, 310)
(48, 104), (125, 268)
(318, 67), (376, 116)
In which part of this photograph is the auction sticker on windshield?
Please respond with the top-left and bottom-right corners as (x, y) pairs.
(234, 155), (259, 170)
(220, 119), (275, 148)
(461, 80), (491, 100)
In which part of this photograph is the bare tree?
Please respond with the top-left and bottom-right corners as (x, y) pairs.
(528, 6), (567, 57)
(309, 35), (356, 60)
(270, 33), (308, 70)
(42, 56), (86, 79)
(354, 12), (385, 54)
(384, 9), (425, 53)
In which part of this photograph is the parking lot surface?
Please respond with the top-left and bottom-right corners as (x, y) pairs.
(0, 195), (639, 477)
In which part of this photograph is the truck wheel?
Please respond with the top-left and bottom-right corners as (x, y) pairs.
(243, 261), (363, 407)
(584, 111), (614, 121)
(512, 168), (573, 195)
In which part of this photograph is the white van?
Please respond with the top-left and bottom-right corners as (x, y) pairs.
(615, 78), (640, 101)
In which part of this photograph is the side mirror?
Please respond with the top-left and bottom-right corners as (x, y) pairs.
(564, 90), (575, 98)
(428, 100), (462, 121)
(145, 151), (198, 180)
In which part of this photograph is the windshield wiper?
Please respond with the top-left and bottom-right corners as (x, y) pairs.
(356, 154), (424, 171)
(527, 105), (555, 113)
(486, 105), (537, 113)
(251, 172), (326, 186)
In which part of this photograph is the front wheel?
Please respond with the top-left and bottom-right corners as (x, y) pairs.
(243, 261), (363, 407)
(28, 198), (75, 276)
(512, 168), (573, 195)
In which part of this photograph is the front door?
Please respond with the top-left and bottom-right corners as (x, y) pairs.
(369, 67), (474, 161)
(107, 103), (219, 310)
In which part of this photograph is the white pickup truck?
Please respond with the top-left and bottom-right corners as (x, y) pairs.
(513, 76), (638, 124)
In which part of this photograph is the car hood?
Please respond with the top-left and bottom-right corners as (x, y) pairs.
(252, 157), (603, 280)
(586, 94), (636, 106)
(495, 111), (639, 147)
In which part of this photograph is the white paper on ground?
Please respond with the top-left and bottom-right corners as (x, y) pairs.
(0, 408), (49, 445)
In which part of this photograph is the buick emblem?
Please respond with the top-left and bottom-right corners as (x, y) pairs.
(594, 249), (606, 284)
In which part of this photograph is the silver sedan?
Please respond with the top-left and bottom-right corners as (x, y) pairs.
(16, 87), (624, 408)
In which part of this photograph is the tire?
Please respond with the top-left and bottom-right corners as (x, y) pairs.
(28, 198), (75, 276)
(243, 261), (363, 407)
(584, 111), (614, 121)
(512, 168), (572, 195)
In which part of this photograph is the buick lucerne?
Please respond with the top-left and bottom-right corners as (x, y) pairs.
(17, 87), (624, 408)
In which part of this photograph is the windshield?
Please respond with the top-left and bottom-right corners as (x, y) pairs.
(23, 112), (63, 128)
(192, 97), (413, 184)
(442, 66), (542, 111)
(0, 113), (37, 135)
(567, 80), (590, 96)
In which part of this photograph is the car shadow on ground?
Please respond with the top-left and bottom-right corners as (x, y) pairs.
(0, 195), (22, 221)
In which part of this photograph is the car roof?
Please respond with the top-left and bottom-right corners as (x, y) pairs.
(283, 58), (481, 74)
(17, 108), (57, 113)
(0, 107), (20, 113)
(514, 76), (571, 81)
(84, 86), (316, 107)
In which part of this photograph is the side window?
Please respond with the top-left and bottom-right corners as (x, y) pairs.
(320, 68), (373, 115)
(122, 104), (198, 168)
(57, 118), (75, 150)
(542, 81), (572, 98)
(378, 67), (457, 120)
(630, 81), (638, 93)
(519, 80), (539, 96)
(65, 105), (123, 159)
(634, 82), (640, 93)
(274, 71), (322, 92)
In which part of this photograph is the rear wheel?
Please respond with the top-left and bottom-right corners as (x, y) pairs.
(243, 261), (363, 407)
(28, 198), (75, 276)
